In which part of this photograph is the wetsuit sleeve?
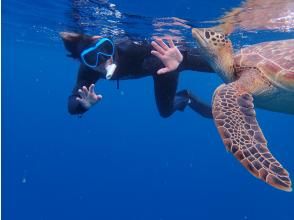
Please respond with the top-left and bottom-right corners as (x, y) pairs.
(68, 65), (101, 115)
(179, 48), (214, 73)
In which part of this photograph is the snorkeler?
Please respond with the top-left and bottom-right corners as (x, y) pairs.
(60, 32), (214, 118)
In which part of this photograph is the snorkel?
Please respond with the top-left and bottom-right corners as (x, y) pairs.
(80, 38), (117, 80)
(105, 63), (117, 80)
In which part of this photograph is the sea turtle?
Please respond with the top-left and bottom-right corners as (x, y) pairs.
(192, 27), (294, 192)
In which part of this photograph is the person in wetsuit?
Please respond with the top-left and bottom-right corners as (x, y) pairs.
(60, 32), (214, 118)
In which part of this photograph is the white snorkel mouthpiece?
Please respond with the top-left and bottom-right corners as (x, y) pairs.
(105, 63), (117, 80)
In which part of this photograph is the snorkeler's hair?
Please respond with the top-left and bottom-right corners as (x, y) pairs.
(60, 32), (96, 59)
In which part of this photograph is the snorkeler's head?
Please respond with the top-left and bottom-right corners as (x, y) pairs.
(80, 38), (114, 69)
(60, 32), (97, 59)
(60, 32), (116, 79)
(60, 32), (114, 67)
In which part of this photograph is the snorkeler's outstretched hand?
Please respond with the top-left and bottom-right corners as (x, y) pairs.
(151, 38), (183, 74)
(77, 84), (102, 109)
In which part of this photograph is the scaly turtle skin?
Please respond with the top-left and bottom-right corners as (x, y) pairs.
(192, 28), (294, 192)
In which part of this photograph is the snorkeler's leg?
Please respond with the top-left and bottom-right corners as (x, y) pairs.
(153, 71), (189, 118)
(176, 90), (213, 118)
(153, 72), (212, 118)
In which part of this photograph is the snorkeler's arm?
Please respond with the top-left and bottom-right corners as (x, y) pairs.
(68, 65), (102, 115)
(179, 48), (214, 73)
(151, 38), (183, 74)
(151, 38), (214, 73)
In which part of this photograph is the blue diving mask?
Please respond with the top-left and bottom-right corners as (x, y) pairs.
(80, 38), (114, 68)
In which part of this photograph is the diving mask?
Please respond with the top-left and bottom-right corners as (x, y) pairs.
(80, 38), (114, 69)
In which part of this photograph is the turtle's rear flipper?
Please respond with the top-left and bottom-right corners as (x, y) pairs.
(176, 90), (213, 118)
(213, 83), (292, 192)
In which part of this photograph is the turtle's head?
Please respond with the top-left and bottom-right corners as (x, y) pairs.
(192, 28), (234, 82)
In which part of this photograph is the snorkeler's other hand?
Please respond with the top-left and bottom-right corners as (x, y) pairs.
(77, 84), (102, 109)
(151, 38), (183, 74)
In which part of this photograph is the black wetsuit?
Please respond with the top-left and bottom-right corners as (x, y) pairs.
(62, 35), (214, 118)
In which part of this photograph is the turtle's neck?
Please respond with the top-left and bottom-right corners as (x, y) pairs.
(212, 58), (235, 83)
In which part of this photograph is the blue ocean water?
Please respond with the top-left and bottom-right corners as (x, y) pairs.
(2, 0), (294, 219)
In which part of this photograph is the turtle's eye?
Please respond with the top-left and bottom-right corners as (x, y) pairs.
(205, 31), (210, 39)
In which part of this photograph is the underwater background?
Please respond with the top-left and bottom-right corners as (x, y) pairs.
(3, 0), (294, 219)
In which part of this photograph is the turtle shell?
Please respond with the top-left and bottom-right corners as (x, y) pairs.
(234, 39), (294, 91)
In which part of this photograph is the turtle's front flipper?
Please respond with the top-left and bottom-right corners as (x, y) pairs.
(213, 83), (292, 192)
